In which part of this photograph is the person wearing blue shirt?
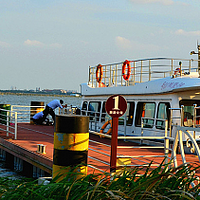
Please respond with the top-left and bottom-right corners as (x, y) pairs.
(43, 99), (66, 123)
(32, 111), (47, 125)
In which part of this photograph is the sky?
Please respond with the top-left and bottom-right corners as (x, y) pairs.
(0, 0), (200, 92)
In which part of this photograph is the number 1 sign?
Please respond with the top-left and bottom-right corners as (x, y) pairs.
(105, 95), (127, 118)
(105, 95), (127, 172)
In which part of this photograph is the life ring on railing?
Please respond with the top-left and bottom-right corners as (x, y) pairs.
(100, 119), (112, 137)
(174, 68), (180, 75)
(122, 60), (131, 81)
(98, 82), (106, 87)
(96, 64), (103, 83)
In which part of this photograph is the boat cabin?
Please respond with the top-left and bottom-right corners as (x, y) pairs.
(80, 58), (200, 141)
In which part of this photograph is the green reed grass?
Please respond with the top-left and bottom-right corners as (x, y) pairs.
(1, 161), (200, 200)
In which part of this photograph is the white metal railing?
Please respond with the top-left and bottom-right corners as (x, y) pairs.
(88, 139), (111, 173)
(0, 104), (78, 140)
(81, 109), (127, 135)
(171, 126), (200, 170)
(116, 119), (173, 168)
(0, 105), (52, 139)
(88, 118), (173, 173)
(82, 106), (200, 178)
(11, 105), (45, 123)
(0, 103), (81, 140)
(0, 108), (17, 139)
(89, 58), (200, 88)
(83, 108), (171, 138)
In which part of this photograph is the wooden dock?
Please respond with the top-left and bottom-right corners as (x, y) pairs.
(0, 123), (199, 177)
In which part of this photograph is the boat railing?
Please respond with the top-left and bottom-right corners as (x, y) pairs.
(0, 108), (17, 139)
(88, 58), (200, 88)
(59, 105), (80, 115)
(83, 108), (170, 138)
(172, 125), (200, 169)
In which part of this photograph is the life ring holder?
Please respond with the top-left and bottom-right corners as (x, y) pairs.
(96, 64), (103, 83)
(100, 119), (112, 137)
(122, 60), (131, 81)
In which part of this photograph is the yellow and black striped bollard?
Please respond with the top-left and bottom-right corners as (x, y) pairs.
(53, 115), (89, 181)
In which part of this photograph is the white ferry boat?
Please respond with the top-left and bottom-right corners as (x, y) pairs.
(80, 47), (200, 143)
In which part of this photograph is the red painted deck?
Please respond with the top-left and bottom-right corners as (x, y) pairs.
(0, 123), (199, 176)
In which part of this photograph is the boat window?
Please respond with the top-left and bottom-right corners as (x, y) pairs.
(81, 101), (88, 115)
(156, 103), (170, 130)
(135, 102), (155, 128)
(101, 102), (106, 122)
(88, 102), (101, 121)
(179, 100), (200, 127)
(126, 102), (135, 126)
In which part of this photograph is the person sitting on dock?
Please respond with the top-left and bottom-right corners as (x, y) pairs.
(43, 99), (67, 123)
(33, 111), (49, 125)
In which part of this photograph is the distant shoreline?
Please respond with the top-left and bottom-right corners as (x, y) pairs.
(0, 92), (81, 98)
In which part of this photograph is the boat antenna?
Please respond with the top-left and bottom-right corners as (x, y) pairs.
(190, 40), (200, 76)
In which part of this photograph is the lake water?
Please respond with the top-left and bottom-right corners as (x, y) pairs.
(0, 94), (82, 177)
(0, 94), (82, 107)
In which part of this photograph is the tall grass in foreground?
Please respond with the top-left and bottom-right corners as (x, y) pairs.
(1, 161), (200, 200)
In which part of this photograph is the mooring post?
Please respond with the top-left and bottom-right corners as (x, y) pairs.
(52, 115), (89, 181)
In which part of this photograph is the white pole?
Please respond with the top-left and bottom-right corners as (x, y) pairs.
(6, 111), (9, 137)
(164, 120), (169, 165)
(14, 112), (17, 139)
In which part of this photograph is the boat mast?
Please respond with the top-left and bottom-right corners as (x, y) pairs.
(190, 41), (200, 76)
(198, 43), (200, 74)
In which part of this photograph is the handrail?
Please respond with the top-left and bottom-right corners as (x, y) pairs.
(172, 125), (200, 168)
(11, 105), (45, 123)
(0, 108), (17, 139)
(88, 58), (200, 88)
(88, 117), (173, 172)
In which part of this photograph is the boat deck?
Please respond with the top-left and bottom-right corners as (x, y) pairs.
(0, 123), (199, 176)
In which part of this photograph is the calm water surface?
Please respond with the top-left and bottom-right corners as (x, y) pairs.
(0, 94), (82, 107)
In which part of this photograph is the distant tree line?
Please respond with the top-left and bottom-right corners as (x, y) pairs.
(0, 89), (81, 96)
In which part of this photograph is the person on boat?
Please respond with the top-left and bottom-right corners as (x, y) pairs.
(32, 111), (49, 125)
(43, 99), (67, 123)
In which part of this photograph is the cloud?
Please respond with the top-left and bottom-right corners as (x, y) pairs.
(24, 39), (62, 48)
(175, 29), (200, 36)
(115, 36), (160, 53)
(0, 41), (11, 48)
(129, 0), (174, 5)
(115, 36), (132, 50)
(24, 39), (44, 47)
(115, 36), (160, 52)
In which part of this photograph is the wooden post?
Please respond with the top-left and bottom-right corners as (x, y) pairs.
(110, 117), (119, 173)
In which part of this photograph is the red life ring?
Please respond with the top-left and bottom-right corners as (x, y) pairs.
(122, 60), (131, 81)
(96, 64), (103, 83)
(98, 82), (106, 87)
(174, 68), (180, 75)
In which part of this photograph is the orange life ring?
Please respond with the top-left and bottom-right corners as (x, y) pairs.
(122, 60), (131, 81)
(98, 82), (106, 87)
(174, 68), (180, 75)
(96, 64), (103, 83)
(100, 120), (112, 136)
